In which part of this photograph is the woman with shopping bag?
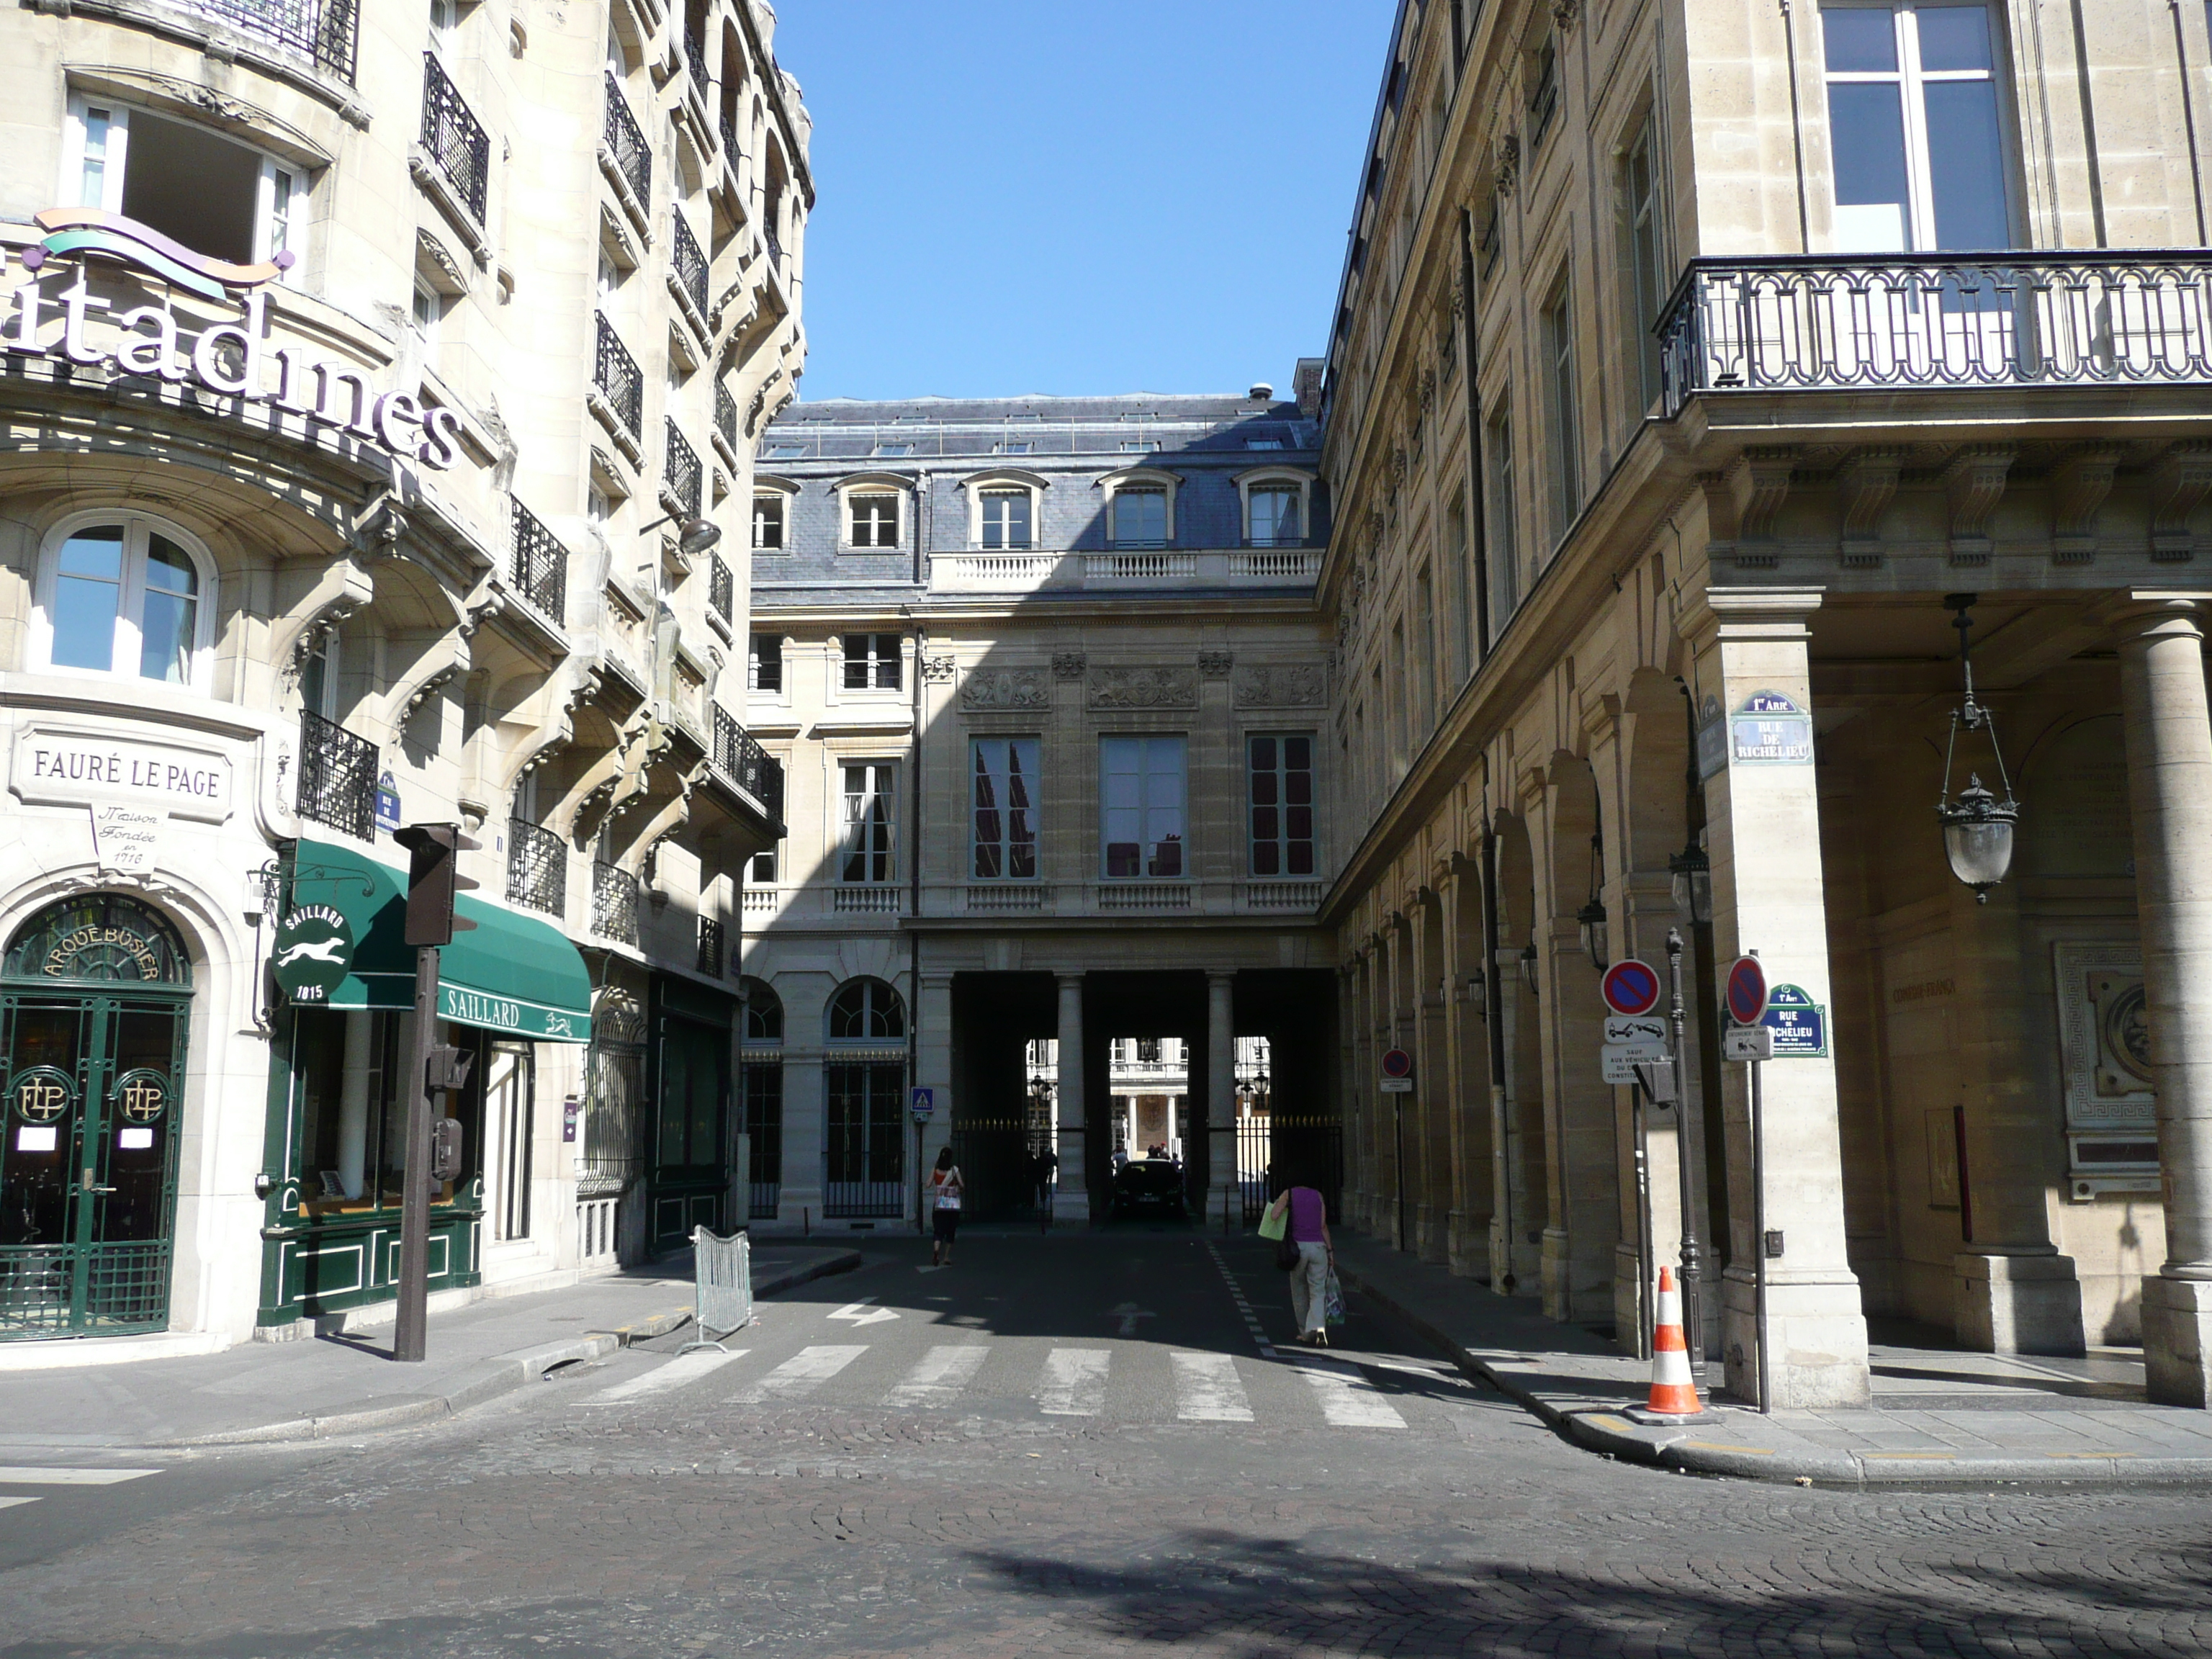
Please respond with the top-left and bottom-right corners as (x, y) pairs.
(1262, 1172), (1334, 1346)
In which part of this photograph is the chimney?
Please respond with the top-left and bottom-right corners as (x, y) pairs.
(1293, 358), (1324, 420)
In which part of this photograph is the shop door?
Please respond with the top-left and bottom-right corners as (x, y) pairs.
(1, 989), (188, 1337)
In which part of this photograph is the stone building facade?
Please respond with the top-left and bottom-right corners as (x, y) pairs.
(1320, 0), (2212, 1407)
(0, 0), (799, 1354)
(740, 390), (1336, 1233)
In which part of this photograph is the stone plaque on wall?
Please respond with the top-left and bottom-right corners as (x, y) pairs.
(1232, 664), (1326, 708)
(2053, 941), (2153, 1130)
(1087, 665), (1198, 709)
(961, 667), (1048, 710)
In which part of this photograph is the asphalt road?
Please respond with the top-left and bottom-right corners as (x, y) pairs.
(1, 1227), (2208, 1657)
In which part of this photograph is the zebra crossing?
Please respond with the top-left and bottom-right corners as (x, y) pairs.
(588, 1339), (1417, 1430)
(0, 1466), (163, 1511)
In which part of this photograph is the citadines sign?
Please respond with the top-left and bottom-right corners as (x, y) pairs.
(7, 209), (464, 472)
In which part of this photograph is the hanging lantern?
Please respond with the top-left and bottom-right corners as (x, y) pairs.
(1936, 593), (2020, 904)
(1577, 829), (1608, 971)
(1668, 838), (1713, 925)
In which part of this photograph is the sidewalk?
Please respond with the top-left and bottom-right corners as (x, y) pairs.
(0, 1244), (859, 1451)
(1331, 1234), (2212, 1485)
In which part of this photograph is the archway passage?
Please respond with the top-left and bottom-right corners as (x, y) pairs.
(1, 894), (192, 1339)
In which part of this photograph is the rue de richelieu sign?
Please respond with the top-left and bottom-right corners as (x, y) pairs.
(6, 208), (465, 472)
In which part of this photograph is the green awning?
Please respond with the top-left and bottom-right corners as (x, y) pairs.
(289, 839), (592, 1043)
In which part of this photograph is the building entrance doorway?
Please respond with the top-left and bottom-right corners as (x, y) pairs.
(0, 896), (192, 1339)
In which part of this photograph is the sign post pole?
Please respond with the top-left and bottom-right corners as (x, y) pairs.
(1723, 953), (1774, 1411)
(1665, 928), (1704, 1380)
(394, 940), (440, 1365)
(1751, 1051), (1770, 1416)
(1377, 1049), (1414, 1251)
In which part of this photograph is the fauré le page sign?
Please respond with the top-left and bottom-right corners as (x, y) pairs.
(10, 727), (234, 824)
(6, 209), (465, 472)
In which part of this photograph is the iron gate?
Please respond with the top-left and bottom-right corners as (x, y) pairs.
(1235, 1112), (1343, 1226)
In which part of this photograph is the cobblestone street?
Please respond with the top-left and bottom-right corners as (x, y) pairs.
(1, 1237), (2206, 1657)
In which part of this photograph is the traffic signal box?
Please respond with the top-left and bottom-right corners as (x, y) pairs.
(392, 823), (482, 946)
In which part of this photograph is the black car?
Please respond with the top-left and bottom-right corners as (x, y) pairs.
(1111, 1158), (1187, 1218)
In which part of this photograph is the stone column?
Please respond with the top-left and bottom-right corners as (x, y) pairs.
(915, 971), (956, 1176)
(1684, 587), (1869, 1408)
(1384, 914), (1413, 1251)
(1054, 972), (1089, 1221)
(1441, 857), (1493, 1277)
(2118, 599), (2212, 1406)
(1408, 889), (1447, 1262)
(1206, 970), (1237, 1230)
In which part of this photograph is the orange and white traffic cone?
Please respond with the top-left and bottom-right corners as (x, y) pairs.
(1640, 1265), (1705, 1418)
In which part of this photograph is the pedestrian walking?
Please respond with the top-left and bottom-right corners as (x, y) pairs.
(1031, 1144), (1058, 1219)
(929, 1146), (964, 1266)
(1265, 1175), (1334, 1346)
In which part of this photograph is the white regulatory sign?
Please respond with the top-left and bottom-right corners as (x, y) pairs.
(1379, 1076), (1413, 1094)
(1602, 1048), (1671, 1084)
(1723, 1025), (1775, 1062)
(1603, 1015), (1667, 1046)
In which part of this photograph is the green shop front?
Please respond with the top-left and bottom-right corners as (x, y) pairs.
(257, 840), (591, 1328)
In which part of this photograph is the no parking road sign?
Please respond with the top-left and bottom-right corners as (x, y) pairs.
(1380, 1048), (1414, 1094)
(1601, 959), (1662, 1017)
(1726, 956), (1769, 1028)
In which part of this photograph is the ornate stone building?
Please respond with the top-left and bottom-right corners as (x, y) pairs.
(1321, 0), (2212, 1408)
(0, 0), (799, 1352)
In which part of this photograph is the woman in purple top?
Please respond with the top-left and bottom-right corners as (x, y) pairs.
(1266, 1177), (1334, 1346)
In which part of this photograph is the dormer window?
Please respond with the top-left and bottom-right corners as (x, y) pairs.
(980, 490), (1032, 550)
(849, 493), (899, 548)
(1234, 467), (1315, 549)
(1099, 467), (1179, 549)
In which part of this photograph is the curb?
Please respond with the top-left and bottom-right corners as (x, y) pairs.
(176, 1334), (619, 1447)
(1339, 1260), (2212, 1488)
(173, 1251), (862, 1447)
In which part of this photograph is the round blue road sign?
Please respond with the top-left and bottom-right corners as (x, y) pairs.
(1601, 959), (1662, 1017)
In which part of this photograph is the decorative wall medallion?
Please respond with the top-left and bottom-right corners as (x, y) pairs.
(961, 668), (1048, 710)
(2053, 943), (2154, 1129)
(1087, 666), (1198, 709)
(921, 655), (957, 683)
(1232, 664), (1328, 708)
(11, 1067), (73, 1125)
(1197, 650), (1234, 680)
(1051, 652), (1087, 681)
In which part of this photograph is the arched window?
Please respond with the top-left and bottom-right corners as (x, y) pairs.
(742, 978), (784, 1043)
(826, 977), (904, 1042)
(3, 895), (191, 985)
(34, 513), (217, 692)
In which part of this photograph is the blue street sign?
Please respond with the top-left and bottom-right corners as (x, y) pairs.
(373, 770), (402, 834)
(910, 1087), (935, 1121)
(1760, 984), (1828, 1058)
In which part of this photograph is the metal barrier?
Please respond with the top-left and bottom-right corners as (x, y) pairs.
(676, 1226), (752, 1354)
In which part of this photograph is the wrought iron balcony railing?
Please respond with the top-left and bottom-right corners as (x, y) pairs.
(684, 30), (710, 95)
(420, 52), (490, 223)
(714, 706), (785, 822)
(671, 210), (709, 318)
(716, 381), (739, 453)
(297, 709), (377, 841)
(665, 421), (702, 519)
(506, 817), (566, 917)
(602, 70), (651, 205)
(592, 860), (640, 946)
(510, 498), (568, 623)
(1658, 251), (2212, 418)
(709, 554), (734, 625)
(697, 916), (726, 979)
(185, 0), (359, 81)
(719, 107), (739, 161)
(595, 313), (643, 439)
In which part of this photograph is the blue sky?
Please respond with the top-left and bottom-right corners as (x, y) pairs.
(768, 1), (1394, 403)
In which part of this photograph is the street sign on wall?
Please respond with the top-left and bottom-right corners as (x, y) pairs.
(1761, 985), (1828, 1057)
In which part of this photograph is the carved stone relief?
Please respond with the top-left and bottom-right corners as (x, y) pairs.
(1087, 665), (1198, 709)
(960, 667), (1048, 710)
(1233, 664), (1328, 708)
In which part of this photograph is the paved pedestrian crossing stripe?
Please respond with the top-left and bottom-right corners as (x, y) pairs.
(1290, 1354), (1407, 1429)
(886, 1344), (991, 1408)
(592, 1348), (747, 1402)
(1037, 1348), (1111, 1416)
(732, 1344), (867, 1403)
(0, 1467), (163, 1510)
(1172, 1351), (1254, 1421)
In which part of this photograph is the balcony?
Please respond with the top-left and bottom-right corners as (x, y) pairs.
(419, 52), (489, 224)
(928, 547), (1320, 594)
(506, 818), (566, 917)
(697, 916), (726, 978)
(684, 29), (710, 95)
(1658, 251), (2212, 419)
(712, 706), (785, 822)
(664, 421), (702, 520)
(670, 210), (709, 321)
(1096, 883), (1192, 911)
(594, 314), (643, 442)
(592, 860), (640, 946)
(833, 886), (903, 914)
(715, 381), (739, 458)
(171, 0), (359, 81)
(297, 709), (377, 841)
(510, 498), (568, 624)
(601, 71), (652, 210)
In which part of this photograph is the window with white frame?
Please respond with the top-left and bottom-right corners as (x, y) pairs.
(847, 490), (900, 548)
(1624, 118), (1668, 408)
(300, 626), (338, 719)
(749, 634), (783, 693)
(747, 844), (778, 884)
(842, 633), (902, 691)
(35, 515), (217, 691)
(1110, 488), (1169, 548)
(971, 737), (1040, 881)
(1247, 734), (1316, 877)
(979, 489), (1033, 550)
(840, 762), (898, 884)
(66, 97), (305, 272)
(752, 493), (786, 551)
(1100, 735), (1186, 880)
(1820, 1), (2012, 252)
(1487, 402), (1519, 621)
(1247, 485), (1302, 547)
